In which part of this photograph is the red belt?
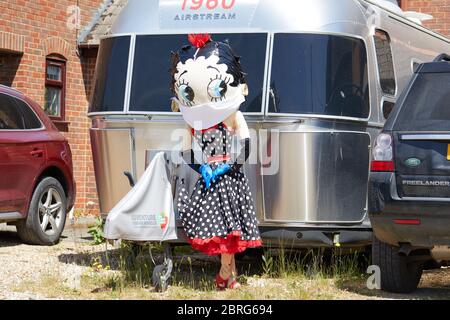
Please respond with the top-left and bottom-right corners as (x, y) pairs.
(207, 155), (231, 163)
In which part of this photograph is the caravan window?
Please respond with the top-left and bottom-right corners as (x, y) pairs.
(90, 36), (131, 113)
(268, 34), (370, 119)
(374, 30), (396, 96)
(129, 33), (268, 113)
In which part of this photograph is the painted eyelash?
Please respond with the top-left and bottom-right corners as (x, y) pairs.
(210, 96), (226, 102)
(176, 80), (194, 106)
(176, 78), (189, 88)
(209, 74), (231, 84)
(208, 75), (229, 102)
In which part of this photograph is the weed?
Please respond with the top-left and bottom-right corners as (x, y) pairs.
(259, 246), (367, 282)
(87, 217), (106, 245)
(261, 253), (274, 276)
(116, 242), (154, 288)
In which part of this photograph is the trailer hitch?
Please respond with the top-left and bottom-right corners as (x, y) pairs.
(124, 171), (136, 187)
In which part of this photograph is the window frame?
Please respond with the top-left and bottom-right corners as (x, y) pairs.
(373, 29), (397, 97)
(88, 33), (271, 117)
(381, 96), (396, 120)
(372, 29), (398, 123)
(128, 33), (269, 116)
(88, 35), (132, 115)
(45, 57), (66, 121)
(265, 32), (371, 122)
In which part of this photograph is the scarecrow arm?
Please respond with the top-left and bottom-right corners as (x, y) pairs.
(232, 111), (251, 171)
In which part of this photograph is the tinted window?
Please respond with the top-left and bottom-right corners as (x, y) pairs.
(130, 33), (267, 113)
(89, 36), (130, 113)
(382, 100), (395, 120)
(269, 34), (370, 118)
(0, 94), (40, 130)
(14, 98), (42, 129)
(394, 73), (450, 131)
(374, 30), (396, 96)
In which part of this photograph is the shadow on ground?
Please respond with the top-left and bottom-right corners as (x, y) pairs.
(336, 268), (450, 300)
(0, 229), (70, 248)
(57, 243), (265, 291)
(0, 230), (23, 248)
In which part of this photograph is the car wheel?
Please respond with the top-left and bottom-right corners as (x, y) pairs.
(372, 236), (423, 293)
(16, 177), (67, 246)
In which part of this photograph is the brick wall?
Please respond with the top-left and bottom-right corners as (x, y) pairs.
(0, 0), (104, 215)
(401, 0), (450, 37)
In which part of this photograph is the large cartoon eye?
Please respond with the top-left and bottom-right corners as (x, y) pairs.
(207, 78), (228, 101)
(178, 84), (195, 104)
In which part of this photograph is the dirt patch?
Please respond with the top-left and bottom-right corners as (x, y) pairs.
(1, 222), (449, 300)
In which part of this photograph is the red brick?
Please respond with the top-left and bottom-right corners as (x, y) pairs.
(402, 0), (450, 37)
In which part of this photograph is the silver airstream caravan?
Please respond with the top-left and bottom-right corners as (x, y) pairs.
(89, 0), (450, 249)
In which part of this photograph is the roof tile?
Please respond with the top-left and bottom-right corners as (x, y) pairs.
(79, 0), (129, 46)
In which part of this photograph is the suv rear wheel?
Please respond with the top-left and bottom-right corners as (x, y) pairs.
(16, 177), (67, 245)
(372, 236), (423, 293)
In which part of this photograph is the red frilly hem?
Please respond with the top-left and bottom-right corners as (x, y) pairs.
(187, 231), (263, 256)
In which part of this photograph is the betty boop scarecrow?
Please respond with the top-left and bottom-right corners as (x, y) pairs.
(171, 34), (262, 290)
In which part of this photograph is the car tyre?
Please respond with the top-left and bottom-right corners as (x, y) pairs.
(16, 177), (67, 245)
(372, 236), (423, 293)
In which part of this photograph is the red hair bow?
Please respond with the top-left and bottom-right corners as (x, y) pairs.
(188, 33), (211, 48)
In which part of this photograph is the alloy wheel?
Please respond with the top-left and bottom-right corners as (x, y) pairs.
(38, 187), (63, 235)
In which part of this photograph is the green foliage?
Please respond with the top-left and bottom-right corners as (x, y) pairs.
(259, 247), (367, 280)
(261, 253), (274, 276)
(87, 217), (106, 245)
(116, 242), (155, 289)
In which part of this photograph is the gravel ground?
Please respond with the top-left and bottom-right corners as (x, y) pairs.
(0, 218), (100, 300)
(0, 219), (449, 300)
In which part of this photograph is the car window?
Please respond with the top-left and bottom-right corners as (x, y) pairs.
(13, 98), (42, 129)
(0, 94), (41, 130)
(394, 73), (450, 131)
(0, 93), (26, 129)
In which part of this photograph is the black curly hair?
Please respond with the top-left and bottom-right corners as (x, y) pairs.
(170, 37), (246, 95)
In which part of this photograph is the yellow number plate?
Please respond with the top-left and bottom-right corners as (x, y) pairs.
(447, 144), (450, 160)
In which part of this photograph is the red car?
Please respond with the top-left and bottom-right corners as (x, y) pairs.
(0, 85), (75, 245)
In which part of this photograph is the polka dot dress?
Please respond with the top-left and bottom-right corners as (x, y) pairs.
(178, 123), (262, 256)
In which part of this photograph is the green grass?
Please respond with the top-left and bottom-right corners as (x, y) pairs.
(260, 247), (368, 280)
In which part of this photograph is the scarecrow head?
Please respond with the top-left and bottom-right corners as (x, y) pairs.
(170, 34), (248, 129)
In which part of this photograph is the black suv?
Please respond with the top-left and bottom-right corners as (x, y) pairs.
(369, 54), (450, 293)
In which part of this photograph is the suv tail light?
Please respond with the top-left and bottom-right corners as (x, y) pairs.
(371, 133), (394, 172)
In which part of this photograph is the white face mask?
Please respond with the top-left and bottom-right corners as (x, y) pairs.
(174, 85), (246, 130)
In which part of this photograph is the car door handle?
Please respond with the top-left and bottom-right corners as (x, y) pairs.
(30, 149), (44, 157)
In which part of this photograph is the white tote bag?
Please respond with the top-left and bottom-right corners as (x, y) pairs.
(103, 152), (178, 241)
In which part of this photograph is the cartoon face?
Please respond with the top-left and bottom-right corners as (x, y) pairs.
(174, 55), (241, 107)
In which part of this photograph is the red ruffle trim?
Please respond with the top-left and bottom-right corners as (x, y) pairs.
(187, 231), (263, 256)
